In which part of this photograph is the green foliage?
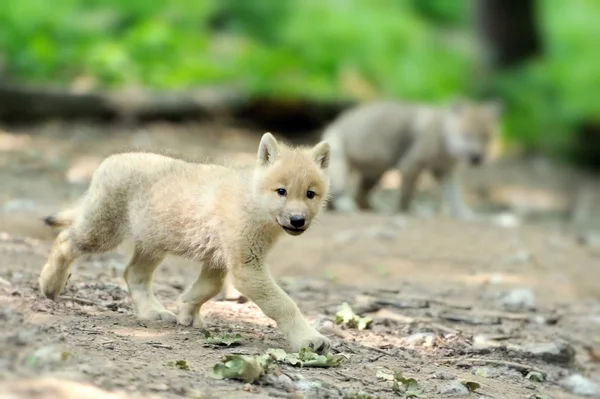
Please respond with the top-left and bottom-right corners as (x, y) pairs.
(492, 0), (600, 159)
(0, 0), (598, 160)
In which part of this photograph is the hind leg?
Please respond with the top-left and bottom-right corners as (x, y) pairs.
(40, 190), (126, 299)
(356, 175), (380, 210)
(219, 274), (248, 303)
(123, 247), (176, 322)
(39, 230), (80, 300)
(328, 149), (360, 212)
(177, 265), (226, 328)
(331, 168), (362, 212)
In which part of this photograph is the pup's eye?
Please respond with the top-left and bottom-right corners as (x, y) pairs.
(306, 190), (316, 199)
(276, 188), (287, 197)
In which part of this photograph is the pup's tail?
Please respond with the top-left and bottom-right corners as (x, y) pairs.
(43, 207), (79, 229)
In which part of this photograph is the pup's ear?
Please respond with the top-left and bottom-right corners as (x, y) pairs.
(312, 140), (330, 170)
(485, 99), (503, 119)
(257, 132), (279, 166)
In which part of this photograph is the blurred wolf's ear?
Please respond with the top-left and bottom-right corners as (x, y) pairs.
(257, 132), (279, 166)
(312, 140), (330, 170)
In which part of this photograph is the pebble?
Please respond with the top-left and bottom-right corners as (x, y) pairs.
(517, 341), (575, 366)
(500, 287), (536, 310)
(431, 371), (455, 380)
(559, 374), (600, 397)
(492, 212), (521, 228)
(147, 383), (169, 392)
(366, 226), (397, 241)
(333, 230), (359, 244)
(439, 380), (470, 396)
(403, 332), (436, 347)
(264, 373), (294, 392)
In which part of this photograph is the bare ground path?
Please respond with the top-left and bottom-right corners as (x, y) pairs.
(1, 122), (599, 398)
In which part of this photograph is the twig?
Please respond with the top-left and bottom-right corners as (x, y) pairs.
(57, 295), (104, 307)
(438, 357), (545, 374)
(364, 345), (395, 357)
(373, 298), (429, 310)
(369, 353), (386, 362)
(334, 370), (367, 384)
(147, 342), (174, 349)
(368, 309), (460, 334)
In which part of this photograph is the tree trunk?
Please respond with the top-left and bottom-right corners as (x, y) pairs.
(474, 0), (543, 70)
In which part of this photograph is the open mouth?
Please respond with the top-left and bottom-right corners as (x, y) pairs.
(281, 226), (305, 236)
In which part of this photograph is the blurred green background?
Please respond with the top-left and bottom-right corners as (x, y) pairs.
(0, 0), (598, 167)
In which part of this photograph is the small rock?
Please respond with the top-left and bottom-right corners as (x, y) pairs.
(390, 216), (408, 229)
(517, 341), (575, 366)
(500, 288), (536, 311)
(475, 366), (501, 378)
(505, 250), (532, 264)
(559, 374), (600, 397)
(147, 383), (169, 392)
(475, 366), (521, 380)
(403, 332), (436, 347)
(264, 373), (294, 392)
(366, 226), (397, 240)
(333, 230), (359, 244)
(492, 212), (521, 228)
(488, 273), (504, 285)
(0, 277), (11, 287)
(439, 380), (470, 396)
(431, 371), (455, 380)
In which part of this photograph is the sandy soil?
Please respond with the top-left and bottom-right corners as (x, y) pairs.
(1, 121), (599, 399)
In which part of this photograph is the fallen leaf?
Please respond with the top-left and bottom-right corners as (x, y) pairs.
(167, 360), (189, 370)
(335, 302), (373, 330)
(526, 371), (546, 382)
(209, 354), (271, 383)
(460, 380), (480, 392)
(266, 347), (346, 368)
(380, 371), (423, 397)
(202, 331), (242, 347)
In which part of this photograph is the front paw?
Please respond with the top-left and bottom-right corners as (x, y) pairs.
(38, 264), (69, 300)
(177, 303), (204, 328)
(289, 329), (331, 354)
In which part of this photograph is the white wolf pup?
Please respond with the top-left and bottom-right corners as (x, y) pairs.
(38, 133), (332, 353)
(323, 99), (501, 219)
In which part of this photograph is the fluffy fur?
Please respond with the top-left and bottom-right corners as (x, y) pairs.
(323, 99), (501, 219)
(39, 133), (332, 353)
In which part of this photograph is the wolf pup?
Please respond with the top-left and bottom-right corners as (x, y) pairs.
(323, 99), (501, 219)
(39, 133), (332, 353)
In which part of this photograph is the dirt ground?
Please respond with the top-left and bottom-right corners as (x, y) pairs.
(1, 121), (599, 399)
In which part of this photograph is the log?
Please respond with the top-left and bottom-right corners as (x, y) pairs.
(0, 82), (353, 135)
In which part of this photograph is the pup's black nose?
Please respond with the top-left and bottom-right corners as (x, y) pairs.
(289, 215), (305, 228)
(469, 154), (482, 166)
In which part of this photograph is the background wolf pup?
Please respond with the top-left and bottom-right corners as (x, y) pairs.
(39, 132), (332, 353)
(323, 99), (502, 219)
